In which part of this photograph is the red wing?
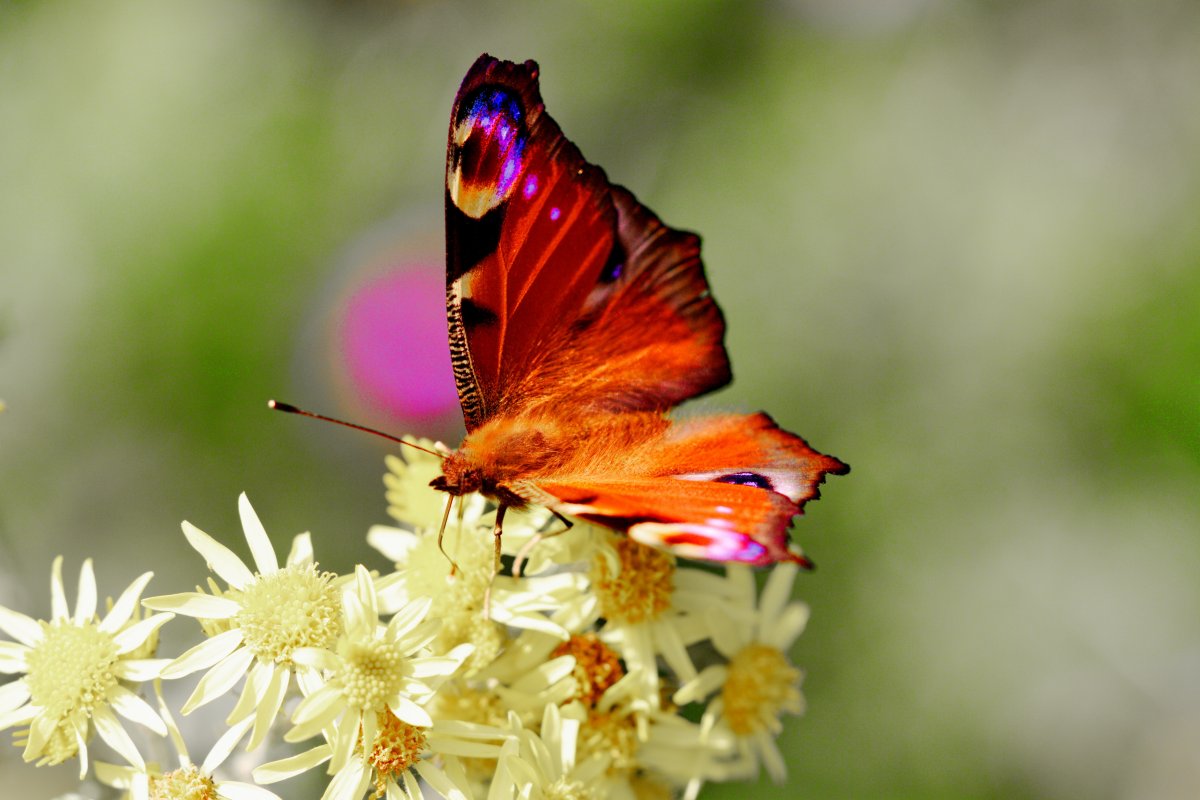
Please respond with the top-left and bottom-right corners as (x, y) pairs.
(523, 412), (848, 565)
(445, 55), (730, 430)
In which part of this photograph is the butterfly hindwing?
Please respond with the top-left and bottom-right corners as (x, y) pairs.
(521, 412), (847, 565)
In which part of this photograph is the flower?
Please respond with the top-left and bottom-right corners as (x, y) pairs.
(581, 534), (713, 708)
(282, 566), (473, 758)
(254, 708), (505, 799)
(95, 681), (281, 800)
(0, 557), (172, 777)
(674, 563), (810, 783)
(142, 493), (344, 750)
(489, 704), (607, 800)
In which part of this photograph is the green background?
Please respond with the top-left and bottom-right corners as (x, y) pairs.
(2, 1), (1199, 798)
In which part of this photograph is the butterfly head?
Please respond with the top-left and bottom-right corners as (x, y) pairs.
(429, 452), (483, 497)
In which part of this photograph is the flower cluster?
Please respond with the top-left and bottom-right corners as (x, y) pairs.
(1, 438), (814, 799)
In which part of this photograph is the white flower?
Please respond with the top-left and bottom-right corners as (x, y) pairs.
(489, 704), (606, 800)
(0, 557), (172, 777)
(281, 566), (473, 764)
(143, 493), (344, 750)
(674, 563), (810, 783)
(95, 681), (280, 800)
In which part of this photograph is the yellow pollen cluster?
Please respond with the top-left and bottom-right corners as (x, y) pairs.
(591, 539), (675, 625)
(578, 710), (639, 775)
(340, 639), (408, 710)
(551, 633), (625, 707)
(543, 776), (599, 800)
(365, 710), (427, 798)
(721, 643), (802, 736)
(148, 765), (217, 800)
(232, 563), (342, 663)
(23, 620), (119, 763)
(434, 575), (503, 675)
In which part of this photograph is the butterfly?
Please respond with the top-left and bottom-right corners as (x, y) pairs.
(423, 54), (848, 568)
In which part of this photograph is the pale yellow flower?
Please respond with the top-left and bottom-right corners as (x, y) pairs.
(674, 563), (810, 783)
(95, 681), (280, 800)
(143, 493), (344, 751)
(0, 557), (172, 777)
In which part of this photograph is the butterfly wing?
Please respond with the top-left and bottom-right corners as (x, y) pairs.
(445, 55), (730, 430)
(524, 412), (848, 565)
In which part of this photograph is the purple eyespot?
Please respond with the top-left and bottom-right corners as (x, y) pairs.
(714, 472), (774, 490)
(549, 207), (561, 221)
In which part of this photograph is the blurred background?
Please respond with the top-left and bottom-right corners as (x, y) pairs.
(2, 0), (1199, 797)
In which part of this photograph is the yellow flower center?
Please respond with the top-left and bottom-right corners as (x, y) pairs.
(551, 633), (625, 707)
(148, 765), (217, 800)
(578, 710), (639, 775)
(365, 710), (427, 798)
(231, 563), (342, 663)
(721, 643), (803, 736)
(23, 619), (119, 764)
(543, 777), (599, 800)
(590, 539), (674, 625)
(339, 637), (409, 710)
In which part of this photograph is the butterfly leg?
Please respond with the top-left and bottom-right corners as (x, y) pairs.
(512, 510), (575, 578)
(482, 504), (508, 622)
(436, 492), (460, 577)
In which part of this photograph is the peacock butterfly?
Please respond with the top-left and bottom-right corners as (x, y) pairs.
(425, 55), (848, 567)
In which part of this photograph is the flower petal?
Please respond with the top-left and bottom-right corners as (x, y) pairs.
(0, 605), (42, 647)
(50, 556), (68, 620)
(218, 781), (283, 800)
(202, 713), (254, 775)
(286, 532), (314, 567)
(386, 595), (433, 641)
(99, 572), (155, 633)
(74, 558), (98, 623)
(93, 706), (145, 769)
(322, 759), (370, 800)
(239, 493), (279, 575)
(110, 686), (167, 735)
(181, 645), (255, 714)
(0, 641), (28, 673)
(0, 679), (30, 715)
(389, 695), (432, 728)
(759, 563), (799, 635)
(253, 743), (332, 784)
(415, 762), (469, 800)
(287, 685), (345, 743)
(247, 663), (289, 750)
(142, 591), (241, 619)
(182, 521), (254, 590)
(765, 602), (810, 652)
(114, 658), (172, 682)
(113, 612), (175, 655)
(162, 628), (245, 679)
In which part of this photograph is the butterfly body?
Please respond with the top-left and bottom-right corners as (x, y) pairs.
(432, 55), (847, 566)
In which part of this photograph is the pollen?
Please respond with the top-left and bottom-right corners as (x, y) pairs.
(578, 710), (639, 775)
(543, 777), (599, 800)
(231, 563), (342, 663)
(23, 619), (119, 763)
(590, 539), (674, 625)
(147, 765), (217, 800)
(435, 575), (504, 675)
(339, 638), (409, 710)
(551, 633), (624, 707)
(365, 710), (427, 798)
(721, 643), (803, 737)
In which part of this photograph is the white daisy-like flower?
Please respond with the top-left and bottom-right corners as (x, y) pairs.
(673, 563), (810, 783)
(255, 708), (505, 800)
(280, 566), (473, 766)
(488, 704), (606, 800)
(369, 505), (585, 676)
(577, 534), (716, 708)
(0, 557), (172, 777)
(94, 681), (280, 800)
(142, 493), (344, 750)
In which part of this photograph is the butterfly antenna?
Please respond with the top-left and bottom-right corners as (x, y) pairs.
(268, 400), (445, 459)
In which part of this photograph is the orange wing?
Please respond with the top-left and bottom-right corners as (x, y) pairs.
(522, 412), (848, 565)
(445, 56), (729, 430)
